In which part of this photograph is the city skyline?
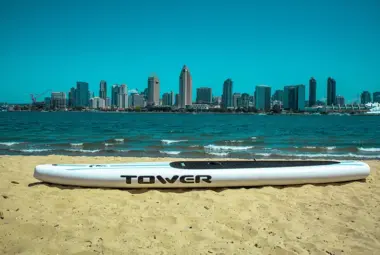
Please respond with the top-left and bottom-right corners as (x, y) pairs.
(2, 69), (379, 106)
(1, 1), (379, 103)
(35, 70), (380, 111)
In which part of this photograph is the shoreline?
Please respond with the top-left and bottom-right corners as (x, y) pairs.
(1, 155), (380, 254)
(1, 153), (380, 161)
(1, 110), (377, 116)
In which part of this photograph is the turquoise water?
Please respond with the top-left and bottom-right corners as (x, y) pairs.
(0, 112), (379, 159)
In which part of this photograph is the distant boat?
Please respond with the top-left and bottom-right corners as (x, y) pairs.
(364, 103), (380, 115)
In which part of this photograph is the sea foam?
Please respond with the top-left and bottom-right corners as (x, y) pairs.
(159, 150), (181, 155)
(204, 145), (253, 151)
(358, 147), (380, 152)
(0, 142), (22, 146)
(161, 139), (188, 145)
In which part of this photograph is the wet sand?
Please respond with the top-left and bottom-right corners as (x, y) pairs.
(1, 156), (379, 254)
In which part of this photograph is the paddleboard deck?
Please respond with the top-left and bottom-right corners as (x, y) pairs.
(33, 160), (370, 188)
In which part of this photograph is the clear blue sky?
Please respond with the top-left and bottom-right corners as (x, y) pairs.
(1, 0), (379, 103)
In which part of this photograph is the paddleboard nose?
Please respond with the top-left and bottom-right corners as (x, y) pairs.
(34, 164), (51, 181)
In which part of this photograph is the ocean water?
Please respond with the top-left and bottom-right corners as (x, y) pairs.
(0, 112), (379, 159)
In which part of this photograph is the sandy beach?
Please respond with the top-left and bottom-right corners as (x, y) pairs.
(0, 156), (379, 254)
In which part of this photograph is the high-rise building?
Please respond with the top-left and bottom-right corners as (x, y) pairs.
(68, 87), (76, 107)
(327, 77), (336, 105)
(283, 85), (305, 111)
(44, 97), (51, 109)
(111, 85), (119, 107)
(179, 65), (192, 108)
(170, 91), (174, 106)
(118, 84), (126, 95)
(128, 94), (133, 108)
(240, 93), (250, 108)
(283, 86), (290, 109)
(222, 79), (233, 109)
(361, 91), (371, 104)
(196, 87), (212, 104)
(148, 76), (160, 106)
(297, 85), (305, 111)
(51, 92), (67, 109)
(373, 92), (380, 103)
(106, 97), (111, 108)
(162, 93), (169, 106)
(131, 94), (145, 108)
(162, 92), (174, 106)
(99, 80), (107, 100)
(272, 90), (284, 102)
(75, 82), (90, 107)
(90, 97), (106, 109)
(255, 85), (271, 111)
(233, 93), (241, 108)
(336, 95), (345, 105)
(175, 93), (180, 107)
(117, 84), (128, 109)
(142, 88), (148, 101)
(309, 77), (317, 106)
(212, 96), (222, 105)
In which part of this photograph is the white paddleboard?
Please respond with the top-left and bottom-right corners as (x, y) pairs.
(33, 160), (370, 188)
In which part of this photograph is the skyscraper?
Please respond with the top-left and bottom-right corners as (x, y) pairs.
(255, 85), (271, 111)
(373, 92), (380, 103)
(283, 86), (291, 109)
(51, 92), (67, 109)
(241, 93), (250, 108)
(142, 88), (148, 101)
(99, 80), (107, 101)
(118, 84), (128, 109)
(297, 85), (305, 111)
(148, 76), (160, 106)
(196, 87), (212, 104)
(361, 91), (371, 104)
(222, 79), (233, 109)
(327, 77), (336, 105)
(131, 94), (145, 108)
(44, 97), (51, 109)
(90, 97), (106, 109)
(272, 90), (284, 102)
(336, 95), (345, 105)
(309, 77), (317, 107)
(111, 85), (119, 107)
(68, 87), (76, 107)
(170, 91), (174, 106)
(175, 93), (180, 107)
(162, 92), (174, 106)
(179, 65), (192, 108)
(233, 93), (241, 108)
(283, 85), (305, 111)
(75, 82), (90, 107)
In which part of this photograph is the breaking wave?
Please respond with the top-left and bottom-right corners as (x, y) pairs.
(20, 149), (51, 153)
(358, 147), (380, 152)
(206, 152), (229, 157)
(0, 142), (22, 146)
(161, 139), (188, 145)
(70, 143), (83, 147)
(204, 145), (254, 151)
(159, 150), (181, 155)
(65, 149), (101, 153)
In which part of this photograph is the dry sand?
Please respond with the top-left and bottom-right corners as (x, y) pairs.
(0, 156), (379, 255)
